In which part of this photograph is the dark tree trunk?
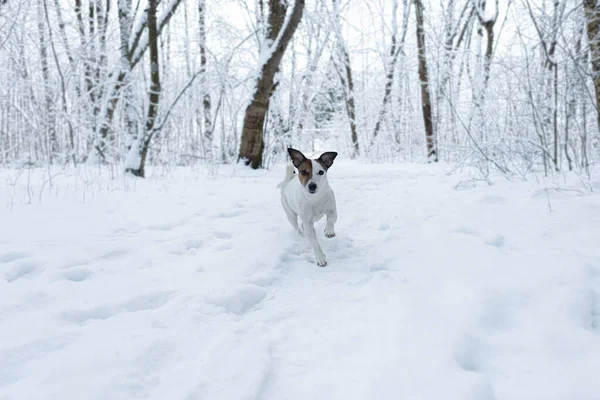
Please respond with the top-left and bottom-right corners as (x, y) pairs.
(238, 0), (305, 169)
(584, 0), (600, 135)
(125, 0), (161, 177)
(414, 0), (437, 161)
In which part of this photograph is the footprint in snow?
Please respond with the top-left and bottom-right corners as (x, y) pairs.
(0, 251), (31, 264)
(0, 334), (78, 385)
(60, 291), (175, 325)
(146, 222), (179, 231)
(62, 268), (92, 282)
(478, 195), (509, 205)
(477, 290), (527, 331)
(574, 289), (600, 333)
(184, 239), (203, 250)
(171, 239), (204, 255)
(453, 334), (484, 373)
(586, 264), (600, 280)
(453, 226), (480, 237)
(212, 209), (246, 219)
(483, 232), (505, 247)
(100, 248), (131, 260)
(213, 231), (232, 239)
(378, 222), (391, 231)
(215, 242), (233, 252)
(207, 285), (267, 315)
(369, 262), (388, 272)
(5, 261), (38, 282)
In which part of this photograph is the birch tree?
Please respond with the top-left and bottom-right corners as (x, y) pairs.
(199, 0), (213, 160)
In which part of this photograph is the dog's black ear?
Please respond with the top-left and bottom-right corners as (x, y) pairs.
(288, 148), (307, 168)
(318, 152), (338, 169)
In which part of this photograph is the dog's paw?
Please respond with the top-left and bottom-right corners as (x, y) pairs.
(324, 228), (336, 238)
(316, 253), (327, 267)
(296, 228), (305, 237)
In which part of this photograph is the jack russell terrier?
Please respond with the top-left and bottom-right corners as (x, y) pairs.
(277, 148), (338, 266)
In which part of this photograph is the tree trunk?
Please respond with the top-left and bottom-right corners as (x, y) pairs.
(372, 0), (410, 144)
(199, 0), (213, 160)
(125, 0), (161, 177)
(525, 0), (563, 170)
(584, 0), (600, 135)
(91, 0), (183, 162)
(37, 0), (58, 163)
(331, 0), (359, 157)
(117, 0), (138, 162)
(238, 0), (305, 169)
(413, 0), (437, 161)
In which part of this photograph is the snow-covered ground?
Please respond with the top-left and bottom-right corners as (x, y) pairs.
(1, 162), (600, 400)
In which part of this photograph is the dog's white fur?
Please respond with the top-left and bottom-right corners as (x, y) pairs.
(278, 149), (337, 266)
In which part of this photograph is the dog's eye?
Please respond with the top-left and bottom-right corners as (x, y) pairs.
(300, 170), (307, 176)
(318, 170), (324, 175)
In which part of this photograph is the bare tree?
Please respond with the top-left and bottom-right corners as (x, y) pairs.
(413, 0), (436, 161)
(371, 0), (411, 145)
(330, 0), (359, 157)
(584, 0), (600, 135)
(525, 0), (565, 170)
(93, 0), (183, 162)
(125, 0), (161, 177)
(436, 0), (474, 153)
(37, 0), (58, 162)
(199, 0), (212, 160)
(238, 0), (305, 169)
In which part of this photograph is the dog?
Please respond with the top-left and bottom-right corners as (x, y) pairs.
(277, 148), (338, 266)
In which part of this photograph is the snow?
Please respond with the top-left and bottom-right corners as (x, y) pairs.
(1, 162), (600, 399)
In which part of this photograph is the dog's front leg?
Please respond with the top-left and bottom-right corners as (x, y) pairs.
(324, 209), (337, 238)
(302, 218), (327, 267)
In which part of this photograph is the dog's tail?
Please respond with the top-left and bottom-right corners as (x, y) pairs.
(276, 163), (295, 189)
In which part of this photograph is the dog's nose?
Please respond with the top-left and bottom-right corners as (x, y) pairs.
(308, 183), (317, 192)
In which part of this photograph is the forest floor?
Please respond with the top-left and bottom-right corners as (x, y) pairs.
(1, 162), (600, 400)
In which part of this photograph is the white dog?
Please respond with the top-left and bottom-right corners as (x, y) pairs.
(277, 148), (338, 266)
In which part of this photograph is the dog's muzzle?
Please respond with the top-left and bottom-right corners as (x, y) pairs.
(308, 183), (317, 193)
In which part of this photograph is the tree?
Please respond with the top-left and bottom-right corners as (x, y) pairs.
(37, 0), (58, 162)
(92, 0), (183, 162)
(198, 0), (212, 160)
(124, 0), (161, 177)
(330, 0), (359, 157)
(238, 0), (305, 169)
(525, 0), (566, 170)
(583, 0), (600, 135)
(413, 0), (437, 161)
(371, 0), (411, 145)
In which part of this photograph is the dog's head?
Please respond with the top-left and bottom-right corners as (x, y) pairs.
(287, 148), (337, 195)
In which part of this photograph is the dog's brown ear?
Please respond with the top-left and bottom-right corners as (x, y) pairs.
(288, 148), (307, 168)
(318, 152), (338, 169)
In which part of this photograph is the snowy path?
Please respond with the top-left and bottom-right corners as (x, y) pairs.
(1, 163), (600, 400)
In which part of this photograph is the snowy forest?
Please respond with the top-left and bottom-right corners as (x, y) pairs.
(3, 1), (600, 398)
(1, 0), (599, 178)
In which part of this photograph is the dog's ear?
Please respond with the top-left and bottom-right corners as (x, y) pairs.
(318, 152), (338, 169)
(288, 148), (307, 168)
